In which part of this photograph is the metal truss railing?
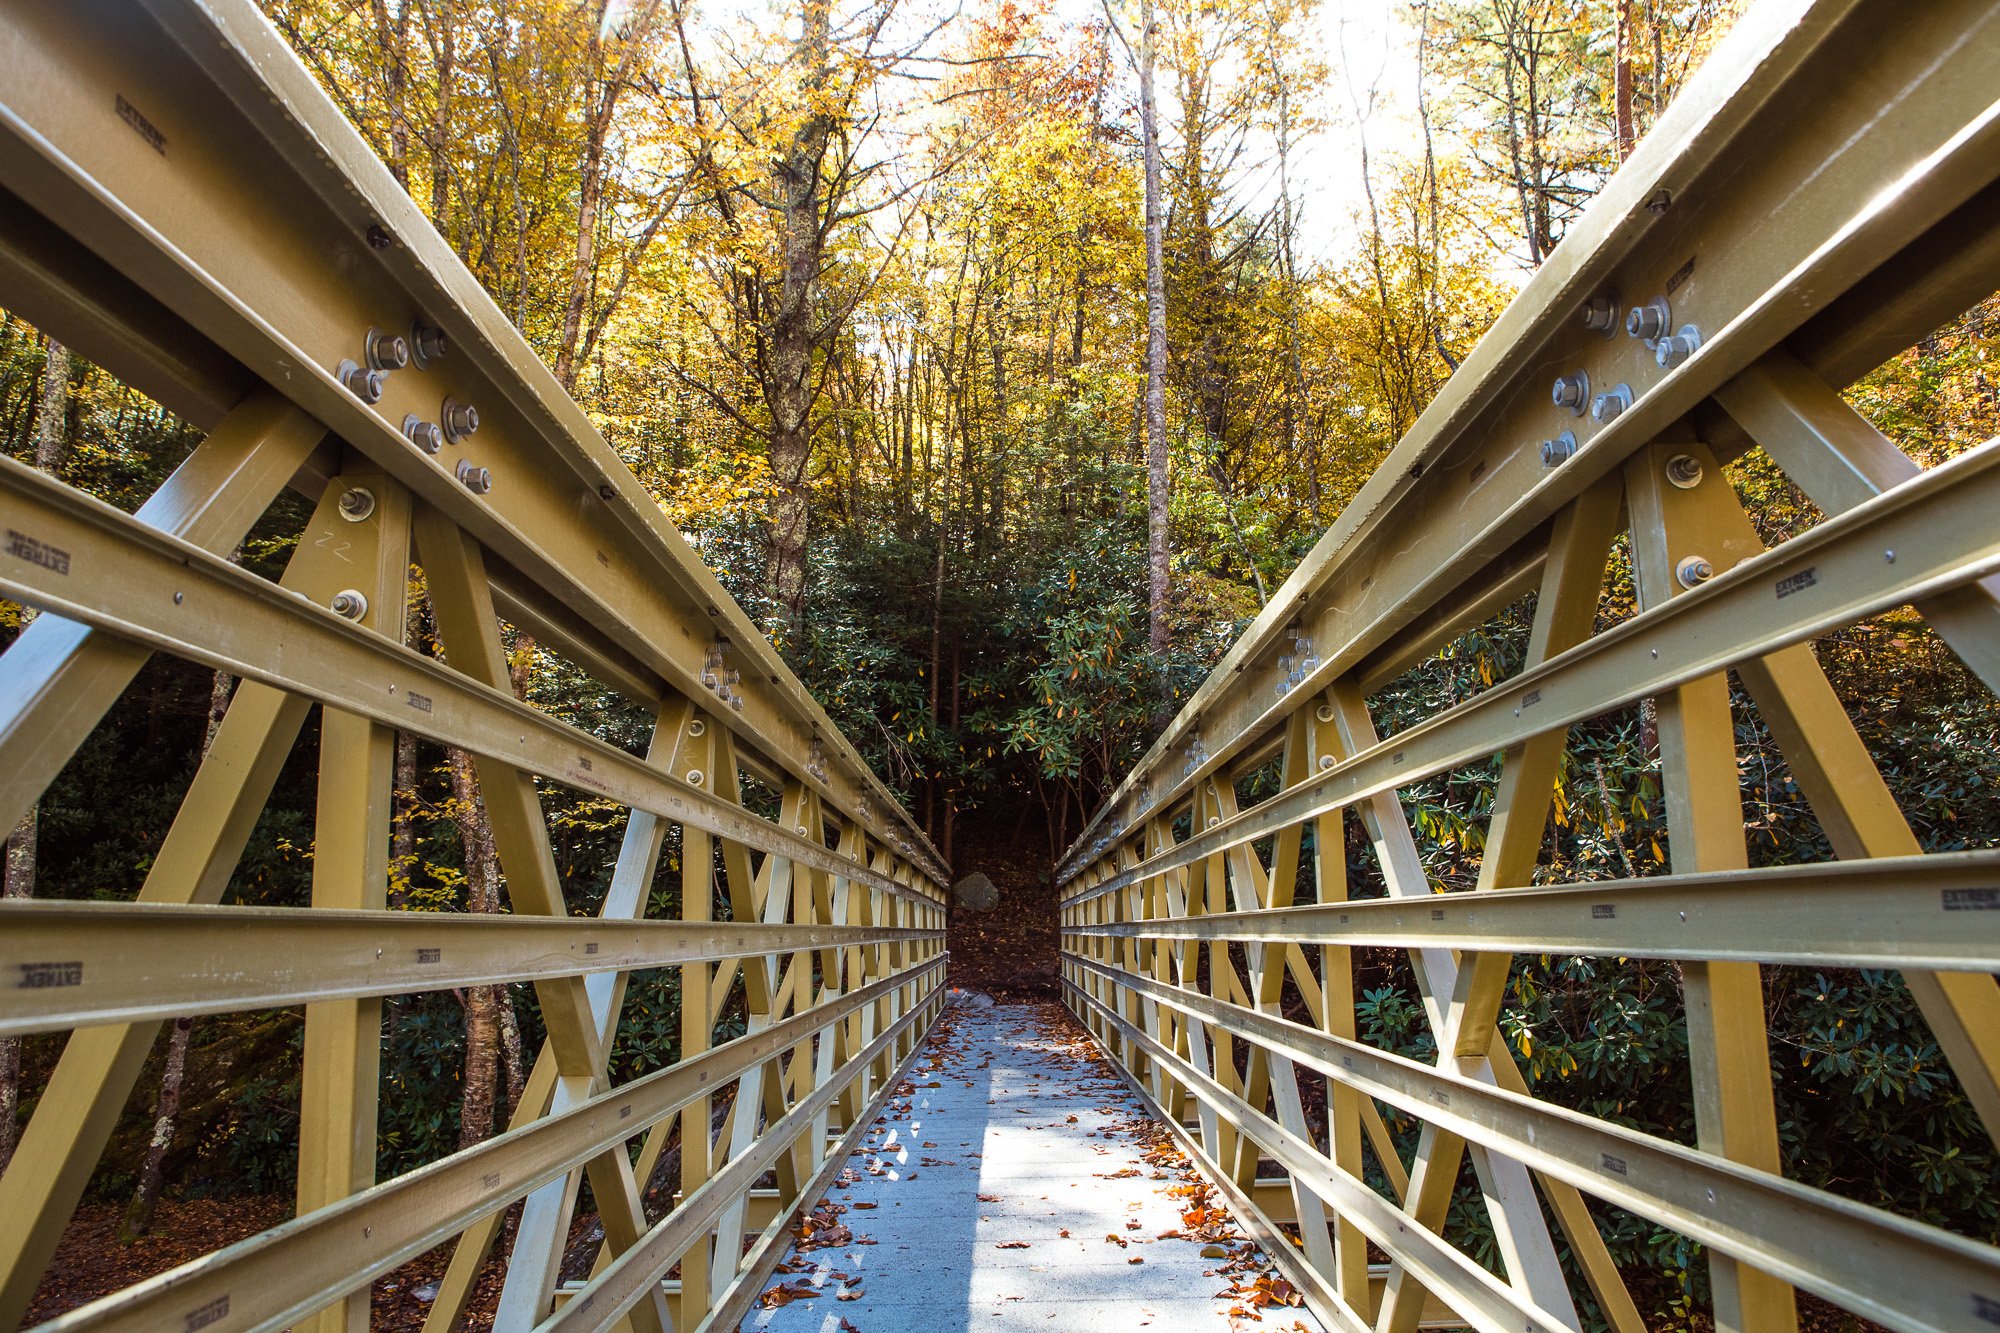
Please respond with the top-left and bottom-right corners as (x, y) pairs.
(1058, 3), (2000, 1331)
(0, 2), (948, 1330)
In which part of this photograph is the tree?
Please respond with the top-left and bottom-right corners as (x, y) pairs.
(0, 335), (69, 1176)
(1138, 0), (1171, 657)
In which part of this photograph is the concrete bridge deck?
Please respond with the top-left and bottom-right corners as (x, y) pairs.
(742, 999), (1318, 1333)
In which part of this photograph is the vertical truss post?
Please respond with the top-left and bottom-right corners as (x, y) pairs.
(1626, 441), (1796, 1333)
(296, 466), (411, 1333)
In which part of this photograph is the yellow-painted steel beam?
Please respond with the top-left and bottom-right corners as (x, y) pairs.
(1065, 850), (2000, 971)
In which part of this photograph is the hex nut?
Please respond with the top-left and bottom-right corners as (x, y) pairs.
(410, 323), (448, 369)
(365, 327), (410, 372)
(402, 414), (444, 455)
(1580, 294), (1619, 337)
(337, 486), (376, 522)
(1552, 371), (1590, 414)
(1666, 453), (1705, 488)
(337, 359), (385, 404)
(455, 459), (493, 494)
(1676, 555), (1715, 589)
(330, 589), (369, 620)
(1626, 297), (1671, 342)
(1656, 323), (1703, 369)
(1540, 430), (1578, 468)
(442, 397), (480, 443)
(1591, 384), (1633, 422)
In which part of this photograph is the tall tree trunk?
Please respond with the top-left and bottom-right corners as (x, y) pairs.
(390, 731), (417, 912)
(1269, 25), (1308, 495)
(553, 0), (666, 391)
(1614, 0), (1636, 161)
(0, 336), (70, 1176)
(367, 0), (413, 189)
(425, 0), (455, 228)
(448, 746), (501, 1147)
(120, 1017), (192, 1238)
(1139, 0), (1170, 657)
(122, 655), (235, 1236)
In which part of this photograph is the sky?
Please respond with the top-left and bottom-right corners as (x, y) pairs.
(672, 0), (1432, 266)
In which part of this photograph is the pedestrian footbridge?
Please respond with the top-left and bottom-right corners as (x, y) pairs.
(2, 2), (1999, 1330)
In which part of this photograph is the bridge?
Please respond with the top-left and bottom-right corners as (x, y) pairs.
(0, 1), (1997, 1331)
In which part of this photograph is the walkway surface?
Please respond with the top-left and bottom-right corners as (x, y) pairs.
(740, 996), (1320, 1333)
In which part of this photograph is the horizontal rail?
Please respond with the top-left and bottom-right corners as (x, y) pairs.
(0, 900), (938, 1036)
(37, 957), (946, 1333)
(1065, 431), (2000, 907)
(542, 988), (940, 1331)
(1064, 981), (1570, 1333)
(1063, 850), (2000, 971)
(0, 0), (941, 877)
(1066, 963), (2000, 1333)
(1061, 0), (2000, 882)
(0, 455), (941, 911)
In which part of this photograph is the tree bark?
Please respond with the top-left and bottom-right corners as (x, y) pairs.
(447, 746), (501, 1147)
(1614, 0), (1636, 161)
(367, 0), (413, 189)
(553, 0), (667, 392)
(120, 1017), (192, 1238)
(761, 0), (836, 634)
(119, 652), (234, 1236)
(1139, 0), (1171, 657)
(0, 335), (70, 1176)
(390, 730), (417, 912)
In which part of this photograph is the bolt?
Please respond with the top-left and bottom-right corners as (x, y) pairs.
(1665, 453), (1704, 488)
(1626, 297), (1671, 342)
(1676, 555), (1715, 589)
(338, 486), (377, 522)
(410, 323), (447, 368)
(173, 590), (184, 605)
(336, 359), (385, 404)
(1591, 384), (1633, 423)
(1551, 371), (1590, 414)
(1318, 755), (1334, 770)
(1657, 324), (1703, 369)
(330, 589), (370, 620)
(688, 718), (707, 737)
(1316, 703), (1335, 723)
(366, 223), (392, 250)
(1540, 430), (1578, 468)
(1885, 549), (1897, 564)
(365, 327), (410, 372)
(401, 414), (444, 455)
(455, 459), (493, 494)
(1580, 294), (1619, 337)
(1645, 189), (1673, 215)
(441, 398), (480, 443)
(686, 768), (705, 787)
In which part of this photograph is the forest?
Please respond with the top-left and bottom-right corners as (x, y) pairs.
(3, 0), (1999, 1327)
